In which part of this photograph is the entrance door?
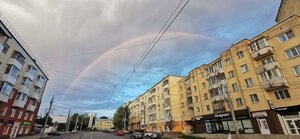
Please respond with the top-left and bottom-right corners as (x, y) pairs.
(286, 119), (300, 134)
(257, 118), (270, 134)
(10, 122), (20, 138)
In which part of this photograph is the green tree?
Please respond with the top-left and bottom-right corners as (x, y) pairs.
(112, 106), (130, 130)
(35, 113), (53, 126)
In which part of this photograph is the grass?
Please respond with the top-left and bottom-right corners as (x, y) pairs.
(178, 134), (205, 139)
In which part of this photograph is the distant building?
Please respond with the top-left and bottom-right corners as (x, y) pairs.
(93, 118), (113, 130)
(0, 14), (48, 138)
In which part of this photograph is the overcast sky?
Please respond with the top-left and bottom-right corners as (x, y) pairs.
(0, 0), (280, 118)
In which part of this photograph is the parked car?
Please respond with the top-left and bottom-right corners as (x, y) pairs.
(102, 129), (109, 133)
(144, 132), (161, 139)
(130, 131), (144, 139)
(72, 130), (77, 133)
(116, 131), (125, 136)
(47, 131), (61, 136)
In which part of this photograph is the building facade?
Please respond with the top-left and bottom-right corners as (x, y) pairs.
(128, 75), (183, 133)
(0, 16), (48, 138)
(93, 119), (113, 130)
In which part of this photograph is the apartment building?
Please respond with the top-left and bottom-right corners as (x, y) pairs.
(93, 119), (114, 130)
(0, 17), (48, 138)
(179, 10), (300, 136)
(128, 75), (183, 133)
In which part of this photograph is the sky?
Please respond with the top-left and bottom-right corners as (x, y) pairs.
(0, 0), (281, 118)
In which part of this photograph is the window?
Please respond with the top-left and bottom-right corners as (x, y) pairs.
(11, 51), (25, 65)
(274, 89), (291, 100)
(262, 56), (275, 65)
(228, 71), (235, 78)
(279, 30), (295, 43)
(182, 112), (185, 117)
(193, 86), (197, 92)
(18, 111), (23, 119)
(0, 81), (13, 96)
(232, 83), (239, 91)
(192, 77), (195, 82)
(3, 126), (10, 135)
(236, 98), (243, 106)
(200, 72), (204, 78)
(206, 105), (210, 111)
(24, 112), (29, 120)
(286, 45), (300, 59)
(196, 107), (200, 112)
(11, 109), (16, 117)
(15, 92), (27, 101)
(237, 51), (244, 59)
(2, 44), (10, 54)
(202, 82), (206, 89)
(37, 75), (45, 85)
(250, 94), (259, 103)
(293, 65), (300, 76)
(180, 102), (184, 108)
(259, 69), (282, 81)
(245, 78), (254, 87)
(194, 96), (198, 102)
(250, 38), (268, 52)
(0, 106), (7, 116)
(27, 65), (37, 76)
(4, 64), (20, 78)
(241, 64), (249, 73)
(204, 93), (208, 100)
(225, 58), (231, 66)
(22, 77), (33, 88)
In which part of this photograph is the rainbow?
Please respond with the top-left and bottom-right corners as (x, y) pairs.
(65, 32), (211, 94)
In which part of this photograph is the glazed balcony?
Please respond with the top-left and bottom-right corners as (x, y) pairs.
(188, 103), (193, 109)
(262, 77), (288, 90)
(8, 58), (23, 70)
(19, 85), (30, 95)
(24, 72), (35, 81)
(34, 81), (43, 89)
(1, 74), (17, 85)
(251, 46), (274, 60)
(257, 62), (281, 73)
(0, 93), (10, 103)
(164, 105), (171, 110)
(29, 92), (39, 100)
(12, 99), (26, 108)
(211, 93), (227, 102)
(26, 104), (36, 112)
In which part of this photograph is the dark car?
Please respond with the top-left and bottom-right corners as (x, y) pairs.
(47, 131), (61, 136)
(149, 132), (162, 139)
(102, 129), (109, 133)
(130, 131), (143, 139)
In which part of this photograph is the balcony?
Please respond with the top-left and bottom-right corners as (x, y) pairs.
(162, 84), (169, 89)
(0, 93), (10, 103)
(164, 94), (170, 99)
(251, 46), (274, 60)
(164, 106), (171, 110)
(19, 85), (30, 95)
(29, 92), (39, 100)
(34, 81), (43, 89)
(1, 74), (17, 85)
(13, 99), (26, 108)
(8, 58), (23, 70)
(211, 93), (227, 102)
(26, 104), (36, 112)
(262, 77), (289, 90)
(257, 62), (281, 73)
(218, 80), (227, 87)
(149, 110), (156, 115)
(188, 104), (193, 109)
(24, 72), (35, 81)
(209, 83), (218, 90)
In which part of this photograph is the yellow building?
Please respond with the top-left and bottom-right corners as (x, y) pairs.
(179, 12), (300, 136)
(128, 75), (183, 133)
(93, 118), (114, 130)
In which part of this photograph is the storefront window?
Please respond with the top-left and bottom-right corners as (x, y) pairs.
(222, 121), (229, 131)
(228, 121), (235, 131)
(205, 121), (212, 133)
(242, 119), (254, 133)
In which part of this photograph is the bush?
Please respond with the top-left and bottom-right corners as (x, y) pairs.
(161, 137), (172, 139)
(178, 134), (205, 139)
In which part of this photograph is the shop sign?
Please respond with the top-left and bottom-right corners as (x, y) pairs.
(23, 122), (30, 126)
(252, 111), (267, 117)
(214, 113), (230, 118)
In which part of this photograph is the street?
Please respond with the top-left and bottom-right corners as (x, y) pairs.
(46, 132), (127, 139)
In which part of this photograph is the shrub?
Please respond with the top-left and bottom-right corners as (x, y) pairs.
(178, 134), (205, 139)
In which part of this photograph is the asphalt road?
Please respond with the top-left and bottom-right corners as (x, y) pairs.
(46, 132), (127, 139)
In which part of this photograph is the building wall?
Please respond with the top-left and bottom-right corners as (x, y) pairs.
(93, 119), (113, 130)
(0, 19), (48, 138)
(276, 0), (300, 23)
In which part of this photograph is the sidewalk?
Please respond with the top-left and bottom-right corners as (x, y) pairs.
(16, 134), (46, 139)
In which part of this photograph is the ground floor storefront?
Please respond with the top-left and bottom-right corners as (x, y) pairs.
(192, 109), (284, 134)
(276, 105), (300, 135)
(129, 122), (141, 131)
(146, 121), (183, 133)
(0, 118), (33, 138)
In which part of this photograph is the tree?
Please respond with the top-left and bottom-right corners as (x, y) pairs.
(35, 113), (53, 126)
(113, 106), (130, 130)
(165, 114), (177, 133)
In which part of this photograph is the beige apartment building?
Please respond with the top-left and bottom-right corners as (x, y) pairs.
(128, 75), (183, 132)
(179, 1), (300, 135)
(93, 119), (114, 130)
(0, 15), (48, 138)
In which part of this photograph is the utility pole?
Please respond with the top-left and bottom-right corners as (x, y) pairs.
(74, 114), (79, 131)
(143, 103), (146, 130)
(40, 96), (54, 138)
(79, 116), (84, 131)
(226, 92), (239, 135)
(123, 107), (126, 131)
(65, 108), (71, 132)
